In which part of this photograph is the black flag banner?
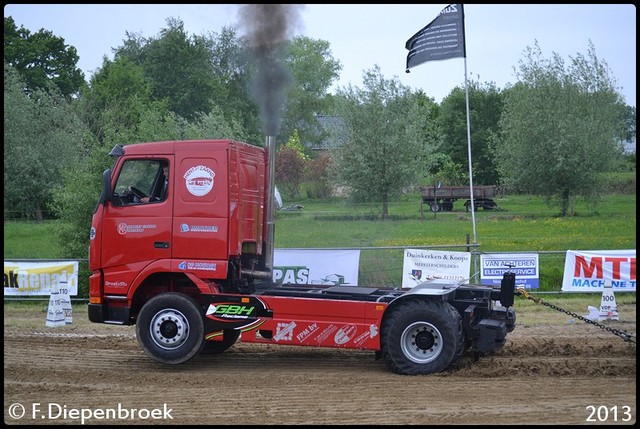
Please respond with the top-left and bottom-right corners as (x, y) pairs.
(405, 4), (465, 72)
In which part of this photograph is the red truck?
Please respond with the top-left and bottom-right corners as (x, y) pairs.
(88, 138), (517, 375)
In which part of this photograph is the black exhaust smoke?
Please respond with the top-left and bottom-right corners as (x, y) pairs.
(238, 4), (301, 136)
(238, 5), (302, 273)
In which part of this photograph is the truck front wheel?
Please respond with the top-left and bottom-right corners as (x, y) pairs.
(381, 300), (463, 375)
(136, 293), (205, 364)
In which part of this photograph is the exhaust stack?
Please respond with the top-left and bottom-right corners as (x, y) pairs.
(265, 135), (277, 274)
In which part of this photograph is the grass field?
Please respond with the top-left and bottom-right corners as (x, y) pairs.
(3, 192), (636, 293)
(273, 192), (635, 246)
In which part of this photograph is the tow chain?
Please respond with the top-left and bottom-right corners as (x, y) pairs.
(516, 288), (636, 344)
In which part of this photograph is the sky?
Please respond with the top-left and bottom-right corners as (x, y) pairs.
(4, 4), (637, 108)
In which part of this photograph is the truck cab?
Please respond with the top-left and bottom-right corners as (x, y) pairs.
(89, 140), (269, 324)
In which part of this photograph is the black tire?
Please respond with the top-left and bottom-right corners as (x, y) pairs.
(482, 200), (497, 210)
(200, 330), (240, 354)
(430, 202), (440, 213)
(136, 293), (205, 365)
(381, 300), (464, 375)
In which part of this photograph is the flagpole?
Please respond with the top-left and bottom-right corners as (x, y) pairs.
(405, 3), (477, 271)
(460, 4), (478, 276)
(463, 57), (477, 246)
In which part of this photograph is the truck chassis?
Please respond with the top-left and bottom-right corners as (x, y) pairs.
(91, 275), (516, 375)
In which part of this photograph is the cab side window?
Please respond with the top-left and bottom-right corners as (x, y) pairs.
(112, 160), (167, 206)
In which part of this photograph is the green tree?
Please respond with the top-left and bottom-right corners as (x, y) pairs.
(79, 56), (162, 145)
(209, 26), (262, 144)
(110, 21), (259, 142)
(494, 41), (626, 216)
(96, 19), (344, 148)
(141, 18), (217, 121)
(424, 153), (467, 187)
(49, 144), (106, 260)
(279, 36), (342, 147)
(4, 16), (85, 98)
(621, 105), (636, 143)
(438, 80), (504, 185)
(4, 64), (87, 221)
(111, 18), (217, 122)
(330, 66), (436, 218)
(183, 105), (249, 141)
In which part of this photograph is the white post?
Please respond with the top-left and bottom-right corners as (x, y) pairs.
(45, 282), (65, 328)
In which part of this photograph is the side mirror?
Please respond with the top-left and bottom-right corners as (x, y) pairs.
(100, 169), (113, 204)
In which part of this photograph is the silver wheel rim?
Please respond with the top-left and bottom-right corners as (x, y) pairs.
(149, 308), (190, 350)
(400, 321), (443, 364)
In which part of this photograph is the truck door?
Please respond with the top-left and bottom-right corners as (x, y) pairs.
(171, 150), (229, 262)
(99, 158), (173, 295)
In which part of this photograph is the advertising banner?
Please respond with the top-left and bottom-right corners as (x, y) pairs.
(273, 249), (360, 286)
(4, 260), (79, 296)
(561, 250), (636, 292)
(480, 253), (539, 289)
(402, 249), (471, 287)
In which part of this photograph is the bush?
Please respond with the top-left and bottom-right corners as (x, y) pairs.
(304, 155), (331, 199)
(599, 172), (636, 194)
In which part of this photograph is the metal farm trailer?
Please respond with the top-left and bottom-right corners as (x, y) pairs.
(420, 185), (501, 212)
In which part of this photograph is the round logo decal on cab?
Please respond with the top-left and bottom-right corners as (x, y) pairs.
(184, 165), (215, 196)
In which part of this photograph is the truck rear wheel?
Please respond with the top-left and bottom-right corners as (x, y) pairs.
(381, 300), (463, 375)
(136, 293), (205, 365)
(201, 330), (240, 354)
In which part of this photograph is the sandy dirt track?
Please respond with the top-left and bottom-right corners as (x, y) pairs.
(4, 302), (637, 425)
